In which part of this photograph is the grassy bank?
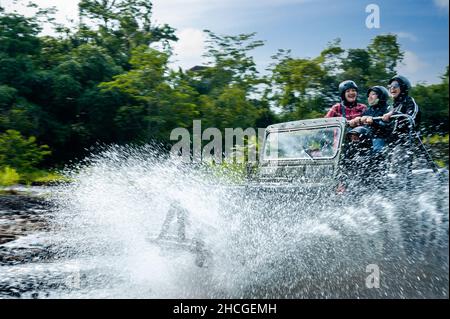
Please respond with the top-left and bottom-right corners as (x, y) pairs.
(0, 166), (69, 187)
(423, 134), (449, 168)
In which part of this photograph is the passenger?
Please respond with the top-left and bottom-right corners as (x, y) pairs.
(343, 86), (393, 185)
(356, 86), (393, 154)
(382, 75), (421, 176)
(382, 75), (421, 135)
(325, 80), (367, 125)
(345, 126), (373, 156)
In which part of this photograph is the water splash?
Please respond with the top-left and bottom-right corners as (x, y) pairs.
(1, 144), (448, 298)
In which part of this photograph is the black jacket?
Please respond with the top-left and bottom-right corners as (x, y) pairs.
(391, 95), (421, 131)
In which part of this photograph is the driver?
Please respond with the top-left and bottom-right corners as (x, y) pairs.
(325, 80), (367, 125)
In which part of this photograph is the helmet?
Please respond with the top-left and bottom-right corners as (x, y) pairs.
(348, 126), (371, 139)
(388, 75), (411, 92)
(367, 86), (390, 103)
(347, 126), (372, 150)
(339, 80), (358, 98)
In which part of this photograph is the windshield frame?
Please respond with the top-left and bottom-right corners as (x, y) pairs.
(261, 125), (343, 162)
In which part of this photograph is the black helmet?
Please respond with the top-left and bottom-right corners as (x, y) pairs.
(367, 86), (390, 103)
(348, 126), (372, 140)
(339, 80), (358, 98)
(388, 75), (411, 92)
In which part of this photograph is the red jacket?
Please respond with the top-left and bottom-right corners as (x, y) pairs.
(325, 103), (367, 120)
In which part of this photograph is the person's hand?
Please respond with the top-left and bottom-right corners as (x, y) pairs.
(361, 116), (373, 125)
(382, 112), (393, 122)
(349, 117), (361, 127)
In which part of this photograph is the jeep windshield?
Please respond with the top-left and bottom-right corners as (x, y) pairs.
(263, 126), (342, 161)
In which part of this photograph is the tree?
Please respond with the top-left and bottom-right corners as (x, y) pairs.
(201, 30), (265, 95)
(412, 66), (449, 133)
(0, 13), (41, 57)
(268, 49), (326, 119)
(367, 34), (403, 86)
(341, 48), (371, 97)
(0, 13), (41, 94)
(316, 39), (345, 106)
(77, 0), (177, 68)
(0, 130), (51, 172)
(99, 45), (200, 142)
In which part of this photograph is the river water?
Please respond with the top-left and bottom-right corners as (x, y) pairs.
(0, 145), (448, 298)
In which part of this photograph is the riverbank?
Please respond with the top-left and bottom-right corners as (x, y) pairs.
(0, 168), (69, 188)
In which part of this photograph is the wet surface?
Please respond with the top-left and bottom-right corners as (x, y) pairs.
(0, 194), (57, 298)
(0, 195), (50, 246)
(0, 155), (448, 299)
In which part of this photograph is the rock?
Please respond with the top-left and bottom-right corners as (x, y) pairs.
(0, 194), (52, 262)
(0, 195), (50, 213)
(0, 235), (16, 245)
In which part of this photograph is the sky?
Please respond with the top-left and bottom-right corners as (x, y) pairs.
(1, 0), (449, 84)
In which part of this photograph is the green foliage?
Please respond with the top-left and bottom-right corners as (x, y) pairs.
(0, 13), (41, 56)
(267, 49), (328, 118)
(0, 130), (51, 172)
(0, 2), (447, 169)
(423, 134), (449, 167)
(99, 46), (200, 142)
(412, 69), (449, 133)
(340, 48), (371, 96)
(0, 167), (69, 187)
(99, 45), (168, 98)
(0, 166), (20, 186)
(0, 102), (40, 136)
(206, 161), (249, 184)
(19, 169), (71, 185)
(367, 34), (403, 85)
(0, 85), (17, 108)
(202, 30), (265, 93)
(78, 0), (177, 65)
(214, 87), (261, 128)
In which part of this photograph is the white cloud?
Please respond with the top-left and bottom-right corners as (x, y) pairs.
(170, 28), (207, 70)
(434, 0), (449, 11)
(1, 0), (80, 35)
(396, 51), (429, 84)
(395, 32), (418, 42)
(2, 0), (310, 36)
(1, 1), (78, 21)
(151, 0), (310, 29)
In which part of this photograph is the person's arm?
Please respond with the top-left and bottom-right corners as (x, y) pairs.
(350, 106), (367, 127)
(403, 97), (420, 128)
(361, 110), (393, 136)
(390, 98), (420, 131)
(358, 107), (371, 125)
(382, 111), (394, 122)
(348, 117), (362, 127)
(325, 104), (338, 118)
